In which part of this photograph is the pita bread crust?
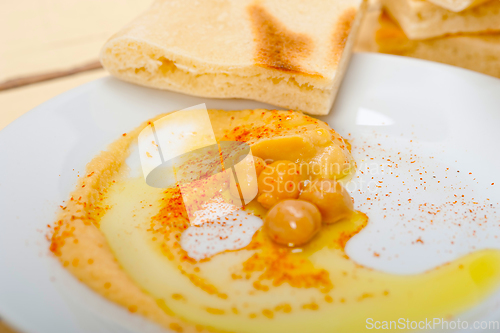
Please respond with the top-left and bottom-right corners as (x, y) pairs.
(426, 0), (492, 12)
(381, 0), (500, 40)
(100, 0), (367, 115)
(354, 10), (500, 79)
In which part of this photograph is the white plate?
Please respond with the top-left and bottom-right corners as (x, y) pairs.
(1, 53), (500, 333)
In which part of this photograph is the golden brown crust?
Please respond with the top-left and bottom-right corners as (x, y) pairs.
(381, 0), (500, 40)
(100, 0), (368, 115)
(331, 7), (358, 67)
(248, 4), (314, 75)
(360, 9), (500, 79)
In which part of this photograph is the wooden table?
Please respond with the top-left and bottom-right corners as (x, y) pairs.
(0, 0), (151, 129)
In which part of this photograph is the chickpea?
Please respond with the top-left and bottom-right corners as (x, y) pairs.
(257, 160), (302, 209)
(299, 179), (353, 224)
(265, 199), (322, 247)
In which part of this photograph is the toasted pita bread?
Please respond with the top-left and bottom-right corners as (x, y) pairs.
(354, 10), (500, 79)
(381, 0), (500, 39)
(100, 0), (368, 115)
(426, 0), (491, 12)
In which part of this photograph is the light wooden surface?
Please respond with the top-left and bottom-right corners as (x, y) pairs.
(0, 0), (152, 132)
(0, 0), (149, 81)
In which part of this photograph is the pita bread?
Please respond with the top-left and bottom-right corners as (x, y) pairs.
(426, 0), (491, 12)
(381, 0), (500, 39)
(100, 0), (368, 115)
(354, 10), (500, 79)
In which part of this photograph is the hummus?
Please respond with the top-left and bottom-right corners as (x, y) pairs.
(50, 109), (500, 333)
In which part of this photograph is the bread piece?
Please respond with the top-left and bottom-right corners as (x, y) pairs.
(354, 10), (500, 79)
(354, 0), (383, 51)
(381, 0), (500, 39)
(100, 0), (368, 116)
(426, 0), (491, 12)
